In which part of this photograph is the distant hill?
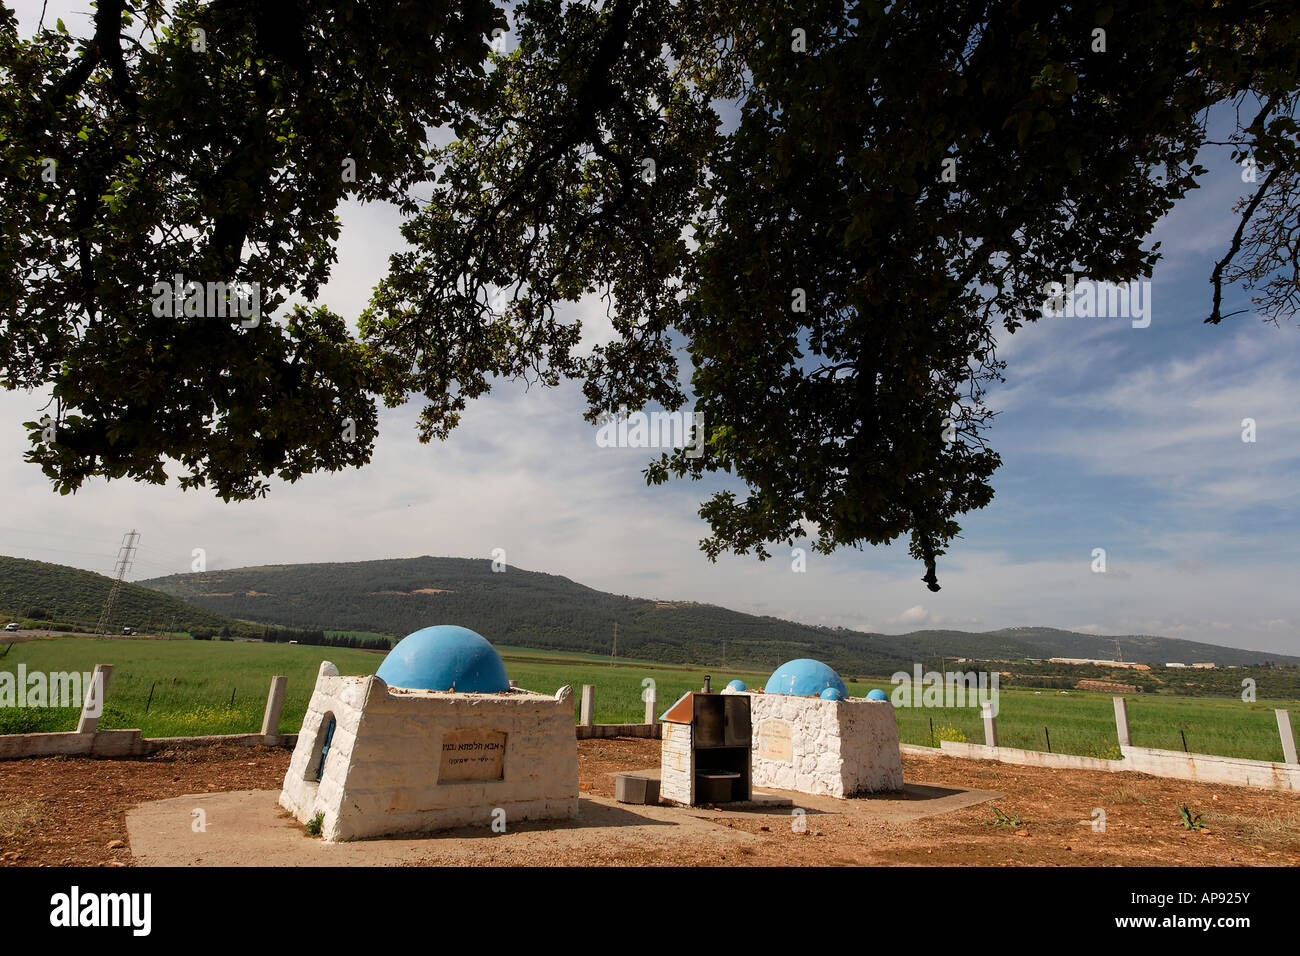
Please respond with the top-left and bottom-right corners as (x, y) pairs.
(0, 555), (246, 636)
(139, 555), (1300, 672)
(903, 626), (1298, 668)
(977, 626), (1298, 668)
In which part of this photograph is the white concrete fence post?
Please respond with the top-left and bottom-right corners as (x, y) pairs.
(580, 684), (595, 726)
(1113, 696), (1131, 748)
(1276, 709), (1298, 765)
(644, 687), (657, 725)
(261, 675), (287, 741)
(76, 663), (112, 734)
(981, 700), (998, 748)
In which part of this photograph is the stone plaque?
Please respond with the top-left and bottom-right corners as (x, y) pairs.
(439, 730), (507, 782)
(758, 719), (793, 763)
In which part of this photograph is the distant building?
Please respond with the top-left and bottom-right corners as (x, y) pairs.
(1191, 662), (1217, 669)
(1166, 662), (1187, 668)
(1048, 657), (1151, 670)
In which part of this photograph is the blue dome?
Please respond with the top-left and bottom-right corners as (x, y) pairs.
(866, 688), (889, 701)
(820, 687), (845, 701)
(764, 659), (847, 697)
(726, 680), (747, 692)
(376, 625), (509, 693)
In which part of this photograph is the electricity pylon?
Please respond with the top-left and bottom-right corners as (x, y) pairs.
(94, 530), (139, 635)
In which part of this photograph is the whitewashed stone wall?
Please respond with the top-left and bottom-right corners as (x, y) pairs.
(280, 671), (578, 841)
(749, 693), (902, 797)
(659, 720), (695, 805)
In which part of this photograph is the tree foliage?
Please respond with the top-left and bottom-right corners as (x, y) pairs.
(3, 1), (1298, 587)
(363, 0), (1298, 587)
(1, 0), (503, 497)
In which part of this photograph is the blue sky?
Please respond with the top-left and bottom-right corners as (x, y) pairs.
(3, 2), (1298, 655)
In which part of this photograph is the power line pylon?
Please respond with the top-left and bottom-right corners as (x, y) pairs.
(95, 530), (139, 635)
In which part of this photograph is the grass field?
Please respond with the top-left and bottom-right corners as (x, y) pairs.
(0, 636), (1295, 762)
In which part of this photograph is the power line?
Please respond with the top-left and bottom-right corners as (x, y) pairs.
(0, 525), (117, 543)
(0, 528), (184, 580)
(0, 543), (116, 561)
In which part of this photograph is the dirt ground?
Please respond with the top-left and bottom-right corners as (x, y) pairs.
(1, 738), (1297, 866)
(0, 744), (288, 866)
(568, 739), (1300, 866)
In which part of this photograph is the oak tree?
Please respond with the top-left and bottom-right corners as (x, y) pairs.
(3, 0), (1297, 588)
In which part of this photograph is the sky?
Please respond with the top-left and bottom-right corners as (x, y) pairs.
(3, 2), (1299, 654)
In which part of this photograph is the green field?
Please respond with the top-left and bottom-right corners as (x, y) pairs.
(889, 687), (1297, 762)
(0, 636), (1295, 762)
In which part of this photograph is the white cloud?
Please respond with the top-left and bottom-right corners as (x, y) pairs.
(891, 605), (931, 626)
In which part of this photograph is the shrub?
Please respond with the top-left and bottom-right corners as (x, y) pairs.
(933, 724), (968, 744)
(0, 707), (64, 734)
(1086, 743), (1124, 761)
(165, 704), (247, 735)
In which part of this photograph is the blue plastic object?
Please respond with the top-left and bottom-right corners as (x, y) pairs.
(764, 658), (848, 697)
(314, 716), (335, 782)
(375, 625), (510, 693)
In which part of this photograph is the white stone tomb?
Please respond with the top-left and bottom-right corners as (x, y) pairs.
(280, 662), (579, 841)
(747, 691), (903, 798)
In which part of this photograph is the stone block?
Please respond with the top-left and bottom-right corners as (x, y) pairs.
(615, 774), (661, 805)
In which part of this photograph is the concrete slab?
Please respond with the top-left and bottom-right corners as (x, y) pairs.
(610, 768), (996, 820)
(691, 782), (1003, 824)
(126, 778), (1002, 866)
(125, 789), (761, 866)
(606, 767), (793, 809)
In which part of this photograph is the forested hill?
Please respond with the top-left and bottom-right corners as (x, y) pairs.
(0, 555), (245, 635)
(139, 556), (1299, 672)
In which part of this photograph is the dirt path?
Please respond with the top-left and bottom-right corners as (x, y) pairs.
(1, 739), (1297, 866)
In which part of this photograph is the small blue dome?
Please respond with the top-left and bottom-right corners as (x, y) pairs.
(764, 659), (847, 697)
(866, 689), (889, 701)
(726, 680), (747, 692)
(376, 625), (509, 693)
(820, 687), (845, 701)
